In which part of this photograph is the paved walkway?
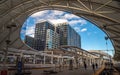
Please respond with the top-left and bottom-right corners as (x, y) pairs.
(31, 67), (98, 75)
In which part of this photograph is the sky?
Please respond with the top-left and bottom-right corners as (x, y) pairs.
(20, 10), (114, 56)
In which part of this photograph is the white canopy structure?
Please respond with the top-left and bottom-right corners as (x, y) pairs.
(0, 0), (120, 60)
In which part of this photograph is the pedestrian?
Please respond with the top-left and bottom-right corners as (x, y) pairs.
(69, 59), (73, 70)
(95, 63), (98, 69)
(92, 63), (95, 72)
(84, 61), (87, 70)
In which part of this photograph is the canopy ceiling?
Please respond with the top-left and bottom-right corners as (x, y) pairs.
(0, 0), (120, 60)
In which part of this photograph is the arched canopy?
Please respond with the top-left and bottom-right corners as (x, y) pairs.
(0, 0), (120, 60)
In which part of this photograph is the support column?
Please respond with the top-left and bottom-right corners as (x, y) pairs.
(44, 55), (46, 64)
(75, 56), (78, 69)
(51, 51), (53, 64)
(33, 54), (36, 64)
(57, 57), (60, 64)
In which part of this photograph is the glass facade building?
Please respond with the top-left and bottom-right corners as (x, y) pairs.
(25, 35), (34, 48)
(57, 23), (81, 48)
(25, 20), (81, 51)
(34, 21), (60, 51)
(46, 29), (60, 49)
(68, 25), (81, 48)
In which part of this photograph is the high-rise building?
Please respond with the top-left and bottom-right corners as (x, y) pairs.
(25, 20), (81, 51)
(46, 29), (60, 49)
(56, 23), (81, 48)
(25, 35), (34, 48)
(34, 21), (60, 51)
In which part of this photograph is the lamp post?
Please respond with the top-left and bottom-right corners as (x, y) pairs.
(2, 23), (16, 75)
(4, 23), (16, 64)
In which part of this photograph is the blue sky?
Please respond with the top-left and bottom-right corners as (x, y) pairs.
(20, 10), (114, 56)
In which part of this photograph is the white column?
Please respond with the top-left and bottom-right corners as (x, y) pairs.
(57, 57), (60, 64)
(20, 52), (23, 61)
(44, 55), (46, 64)
(33, 54), (36, 64)
(51, 51), (53, 64)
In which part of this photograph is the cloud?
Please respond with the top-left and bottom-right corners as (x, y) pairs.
(25, 26), (35, 37)
(52, 10), (64, 16)
(78, 20), (87, 25)
(63, 14), (79, 20)
(36, 19), (47, 23)
(31, 10), (56, 22)
(69, 19), (87, 26)
(81, 28), (87, 32)
(69, 20), (80, 25)
(74, 27), (88, 33)
(48, 19), (68, 25)
(31, 10), (49, 17)
(30, 10), (87, 27)
(21, 24), (27, 35)
(24, 10), (88, 37)
(31, 10), (65, 23)
(74, 27), (81, 32)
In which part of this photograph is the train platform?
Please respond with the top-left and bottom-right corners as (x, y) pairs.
(2, 64), (119, 75)
(24, 65), (120, 75)
(28, 67), (97, 75)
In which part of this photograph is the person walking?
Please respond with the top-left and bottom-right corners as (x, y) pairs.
(92, 63), (95, 72)
(84, 61), (87, 70)
(95, 63), (98, 69)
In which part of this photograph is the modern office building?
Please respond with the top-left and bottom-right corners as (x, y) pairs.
(46, 29), (60, 49)
(25, 35), (34, 48)
(68, 25), (81, 48)
(25, 20), (81, 51)
(34, 21), (60, 51)
(56, 23), (81, 48)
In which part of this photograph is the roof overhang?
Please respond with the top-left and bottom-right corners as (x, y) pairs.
(0, 0), (120, 60)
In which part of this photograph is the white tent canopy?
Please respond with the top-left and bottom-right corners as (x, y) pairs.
(0, 0), (120, 60)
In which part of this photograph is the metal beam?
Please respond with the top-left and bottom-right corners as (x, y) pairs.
(111, 38), (120, 44)
(0, 0), (120, 31)
(94, 0), (112, 11)
(88, 0), (93, 10)
(53, 4), (120, 23)
(104, 27), (120, 35)
(38, 0), (48, 5)
(75, 13), (116, 23)
(77, 0), (90, 10)
(103, 23), (120, 26)
(115, 45), (120, 48)
(108, 36), (120, 39)
(1, 0), (120, 19)
(96, 11), (116, 14)
(0, 0), (119, 51)
(0, 0), (7, 4)
(0, 24), (20, 46)
(0, 0), (34, 17)
(18, 44), (24, 49)
(9, 36), (19, 46)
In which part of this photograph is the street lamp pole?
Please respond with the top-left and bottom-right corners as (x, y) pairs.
(3, 23), (16, 69)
